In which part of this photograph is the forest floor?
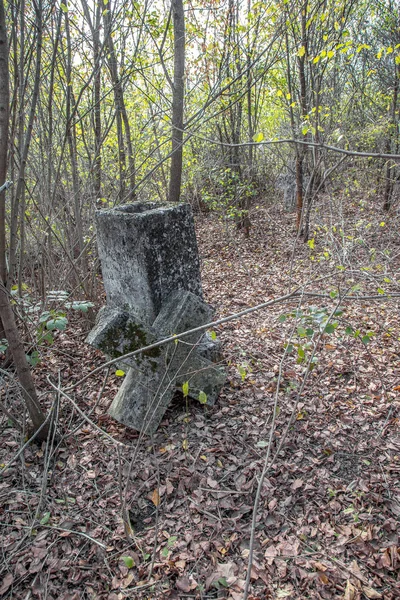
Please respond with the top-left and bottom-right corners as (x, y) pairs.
(1, 193), (400, 600)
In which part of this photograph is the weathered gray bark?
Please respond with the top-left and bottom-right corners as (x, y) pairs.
(168, 0), (185, 203)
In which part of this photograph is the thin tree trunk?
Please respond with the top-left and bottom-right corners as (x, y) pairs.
(168, 0), (185, 203)
(8, 0), (42, 286)
(383, 63), (399, 211)
(17, 0), (26, 296)
(0, 0), (48, 440)
(103, 3), (135, 201)
(296, 0), (308, 233)
(93, 0), (102, 200)
(0, 0), (8, 283)
(64, 6), (86, 265)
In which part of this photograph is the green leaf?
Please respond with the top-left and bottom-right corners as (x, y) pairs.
(278, 314), (286, 323)
(362, 335), (370, 345)
(238, 365), (247, 382)
(60, 3), (68, 12)
(198, 391), (207, 404)
(297, 347), (305, 360)
(307, 238), (315, 250)
(329, 290), (338, 299)
(121, 556), (135, 568)
(26, 351), (40, 367)
(40, 512), (51, 525)
(182, 381), (189, 397)
(256, 440), (268, 448)
(209, 330), (217, 341)
(345, 326), (353, 335)
(115, 370), (125, 377)
(306, 328), (314, 337)
(39, 311), (51, 323)
(377, 287), (385, 295)
(297, 326), (307, 337)
(167, 535), (177, 548)
(46, 317), (68, 331)
(65, 301), (94, 312)
(42, 332), (54, 344)
(324, 323), (335, 334)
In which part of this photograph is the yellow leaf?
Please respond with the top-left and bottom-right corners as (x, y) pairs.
(252, 132), (264, 143)
(182, 439), (188, 450)
(115, 370), (125, 377)
(297, 45), (306, 57)
(151, 488), (160, 507)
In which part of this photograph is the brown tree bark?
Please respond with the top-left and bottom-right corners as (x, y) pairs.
(168, 0), (185, 203)
(0, 0), (8, 284)
(0, 0), (48, 440)
(8, 0), (43, 286)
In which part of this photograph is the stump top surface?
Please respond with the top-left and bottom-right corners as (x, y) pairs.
(98, 201), (189, 219)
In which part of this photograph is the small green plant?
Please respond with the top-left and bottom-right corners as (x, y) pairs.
(11, 286), (94, 366)
(161, 535), (177, 557)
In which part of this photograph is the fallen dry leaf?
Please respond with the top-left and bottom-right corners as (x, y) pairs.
(176, 576), (197, 592)
(344, 579), (356, 600)
(151, 488), (160, 507)
(0, 573), (13, 596)
(362, 587), (382, 599)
